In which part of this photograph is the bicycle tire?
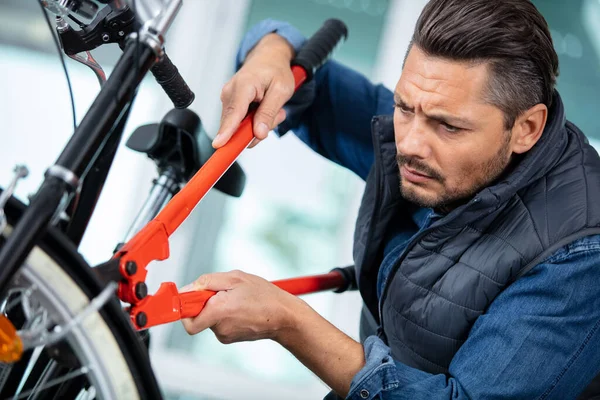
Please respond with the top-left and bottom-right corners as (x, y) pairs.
(1, 192), (162, 399)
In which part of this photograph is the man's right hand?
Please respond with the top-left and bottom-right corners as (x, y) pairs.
(213, 34), (297, 149)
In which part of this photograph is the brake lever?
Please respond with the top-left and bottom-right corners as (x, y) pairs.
(67, 51), (107, 87)
(54, 5), (136, 55)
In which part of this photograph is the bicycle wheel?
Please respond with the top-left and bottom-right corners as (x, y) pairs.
(0, 192), (162, 399)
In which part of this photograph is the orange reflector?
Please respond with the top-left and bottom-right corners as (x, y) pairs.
(0, 314), (23, 362)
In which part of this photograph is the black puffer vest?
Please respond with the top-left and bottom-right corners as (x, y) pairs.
(353, 93), (600, 386)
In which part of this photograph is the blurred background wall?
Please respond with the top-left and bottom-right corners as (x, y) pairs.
(0, 0), (598, 398)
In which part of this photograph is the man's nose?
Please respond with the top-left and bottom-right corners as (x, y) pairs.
(395, 117), (432, 160)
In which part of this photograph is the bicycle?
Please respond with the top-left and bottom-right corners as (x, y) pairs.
(0, 1), (354, 398)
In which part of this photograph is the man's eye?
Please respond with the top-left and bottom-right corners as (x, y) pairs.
(441, 122), (460, 133)
(395, 104), (411, 114)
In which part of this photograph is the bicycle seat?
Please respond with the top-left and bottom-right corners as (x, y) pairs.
(126, 108), (246, 197)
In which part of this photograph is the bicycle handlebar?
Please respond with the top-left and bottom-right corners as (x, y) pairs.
(292, 18), (348, 81)
(150, 52), (195, 109)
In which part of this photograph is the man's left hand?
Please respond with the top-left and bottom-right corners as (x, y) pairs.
(180, 270), (304, 343)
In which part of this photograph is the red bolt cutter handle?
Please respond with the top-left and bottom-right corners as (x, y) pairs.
(129, 270), (348, 329)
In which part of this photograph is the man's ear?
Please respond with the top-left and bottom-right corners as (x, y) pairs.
(510, 103), (548, 154)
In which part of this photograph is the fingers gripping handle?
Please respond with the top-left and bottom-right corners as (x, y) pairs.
(291, 19), (348, 81)
(151, 52), (195, 109)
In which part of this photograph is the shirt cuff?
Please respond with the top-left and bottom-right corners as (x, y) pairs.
(235, 19), (307, 69)
(347, 336), (400, 400)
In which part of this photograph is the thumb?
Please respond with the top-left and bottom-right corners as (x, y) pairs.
(183, 271), (242, 292)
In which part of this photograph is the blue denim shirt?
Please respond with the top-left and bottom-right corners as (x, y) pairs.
(238, 20), (600, 399)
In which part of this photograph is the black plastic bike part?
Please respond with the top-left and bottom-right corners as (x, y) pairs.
(57, 5), (136, 55)
(291, 19), (348, 81)
(331, 265), (358, 293)
(92, 258), (123, 286)
(66, 0), (99, 19)
(65, 102), (133, 247)
(126, 108), (246, 197)
(1, 193), (163, 399)
(126, 108), (201, 181)
(150, 52), (195, 109)
(56, 39), (155, 177)
(196, 124), (246, 197)
(66, 13), (86, 28)
(46, 339), (81, 369)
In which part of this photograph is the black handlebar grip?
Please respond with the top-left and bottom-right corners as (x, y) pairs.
(151, 52), (195, 109)
(331, 265), (358, 293)
(291, 19), (348, 81)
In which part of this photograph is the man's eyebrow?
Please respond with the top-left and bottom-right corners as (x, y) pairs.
(427, 112), (473, 128)
(394, 93), (474, 128)
(394, 93), (413, 111)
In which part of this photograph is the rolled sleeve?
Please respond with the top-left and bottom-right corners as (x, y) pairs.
(343, 335), (464, 400)
(234, 19), (390, 179)
(234, 19), (314, 139)
(235, 19), (306, 69)
(347, 336), (400, 400)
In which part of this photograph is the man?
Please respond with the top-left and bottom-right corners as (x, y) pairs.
(180, 0), (600, 398)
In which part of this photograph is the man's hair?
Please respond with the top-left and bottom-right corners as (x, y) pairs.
(411, 0), (559, 129)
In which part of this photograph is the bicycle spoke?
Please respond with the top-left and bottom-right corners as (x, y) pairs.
(9, 367), (90, 400)
(12, 345), (44, 399)
(0, 363), (12, 390)
(27, 360), (57, 400)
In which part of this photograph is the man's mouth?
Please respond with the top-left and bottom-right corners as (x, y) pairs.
(400, 165), (433, 183)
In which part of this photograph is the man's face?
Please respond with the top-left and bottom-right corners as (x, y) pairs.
(394, 46), (513, 210)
